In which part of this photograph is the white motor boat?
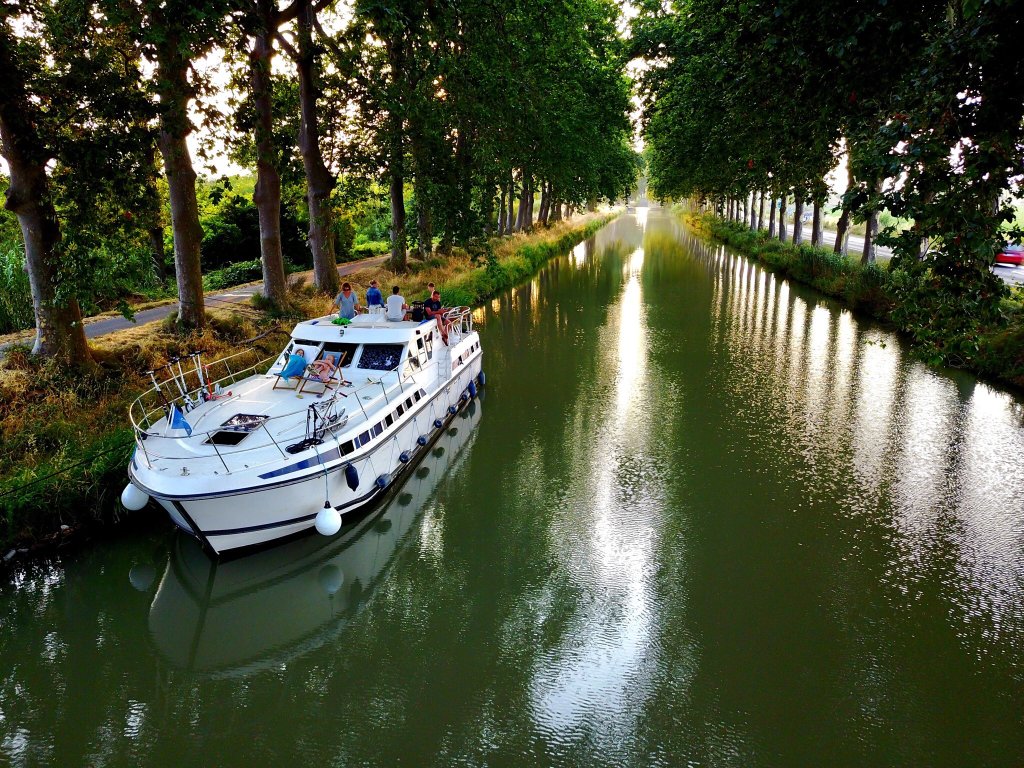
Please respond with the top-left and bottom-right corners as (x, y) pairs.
(123, 308), (484, 556)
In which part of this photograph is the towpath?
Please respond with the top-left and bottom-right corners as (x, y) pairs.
(0, 254), (388, 356)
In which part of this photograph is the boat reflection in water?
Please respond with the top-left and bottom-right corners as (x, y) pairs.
(148, 399), (482, 677)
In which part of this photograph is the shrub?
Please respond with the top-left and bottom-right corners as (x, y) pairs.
(0, 244), (33, 334)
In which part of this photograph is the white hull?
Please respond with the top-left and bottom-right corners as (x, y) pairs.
(142, 358), (481, 554)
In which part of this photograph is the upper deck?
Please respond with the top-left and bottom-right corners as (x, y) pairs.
(128, 308), (479, 483)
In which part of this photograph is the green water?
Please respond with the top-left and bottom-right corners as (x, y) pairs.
(3, 209), (1024, 767)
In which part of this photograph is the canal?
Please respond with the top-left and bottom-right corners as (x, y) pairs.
(2, 209), (1023, 766)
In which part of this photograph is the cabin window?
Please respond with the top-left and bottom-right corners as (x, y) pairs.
(372, 423), (384, 437)
(385, 414), (394, 427)
(321, 342), (359, 368)
(359, 430), (370, 444)
(405, 398), (413, 409)
(397, 404), (404, 416)
(358, 344), (404, 371)
(340, 440), (355, 455)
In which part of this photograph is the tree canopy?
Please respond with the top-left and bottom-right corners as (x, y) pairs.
(634, 0), (1024, 361)
(0, 0), (639, 361)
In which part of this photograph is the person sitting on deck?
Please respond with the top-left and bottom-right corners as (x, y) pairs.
(365, 280), (384, 315)
(386, 285), (409, 322)
(279, 349), (307, 381)
(424, 290), (451, 343)
(309, 353), (337, 383)
(332, 282), (361, 319)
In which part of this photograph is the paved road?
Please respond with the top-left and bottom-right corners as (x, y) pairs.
(1, 254), (388, 355)
(793, 224), (1022, 285)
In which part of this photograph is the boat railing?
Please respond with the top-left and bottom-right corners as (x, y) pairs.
(130, 355), (423, 475)
(445, 306), (473, 344)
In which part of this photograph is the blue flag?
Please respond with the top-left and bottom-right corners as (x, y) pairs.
(170, 404), (193, 436)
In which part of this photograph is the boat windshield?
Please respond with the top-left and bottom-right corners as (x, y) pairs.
(357, 344), (405, 371)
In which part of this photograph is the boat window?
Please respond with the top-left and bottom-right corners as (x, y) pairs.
(359, 430), (370, 444)
(397, 404), (404, 416)
(385, 414), (394, 427)
(340, 440), (355, 455)
(358, 344), (404, 371)
(372, 423), (384, 437)
(321, 342), (359, 368)
(405, 398), (413, 409)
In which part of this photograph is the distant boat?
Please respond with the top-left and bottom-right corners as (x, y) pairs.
(147, 401), (482, 677)
(123, 309), (484, 555)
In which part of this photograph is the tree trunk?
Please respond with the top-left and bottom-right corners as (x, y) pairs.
(296, 0), (339, 290)
(749, 192), (757, 230)
(757, 191), (765, 231)
(250, 13), (287, 307)
(778, 197), (788, 241)
(834, 163), (853, 255)
(155, 36), (205, 330)
(388, 130), (407, 267)
(538, 181), (550, 226)
(861, 179), (883, 265)
(834, 210), (850, 255)
(551, 196), (562, 222)
(792, 192), (804, 246)
(811, 200), (823, 247)
(497, 184), (507, 235)
(768, 197), (776, 237)
(525, 178), (535, 229)
(481, 175), (496, 236)
(408, 123), (431, 258)
(0, 59), (91, 363)
(516, 171), (531, 232)
(506, 176), (515, 234)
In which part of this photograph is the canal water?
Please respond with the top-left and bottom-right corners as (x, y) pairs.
(2, 209), (1024, 766)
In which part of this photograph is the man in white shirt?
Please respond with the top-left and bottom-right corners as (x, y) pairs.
(385, 285), (409, 321)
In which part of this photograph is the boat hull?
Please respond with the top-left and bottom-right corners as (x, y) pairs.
(139, 357), (483, 556)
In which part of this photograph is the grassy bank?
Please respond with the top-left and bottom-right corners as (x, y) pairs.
(686, 211), (1024, 389)
(0, 211), (618, 556)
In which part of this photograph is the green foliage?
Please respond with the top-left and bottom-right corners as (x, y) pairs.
(692, 211), (1024, 388)
(0, 243), (33, 335)
(637, 0), (1024, 373)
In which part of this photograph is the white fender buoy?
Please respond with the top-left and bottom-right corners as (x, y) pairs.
(315, 503), (342, 536)
(128, 564), (156, 592)
(318, 564), (344, 595)
(121, 483), (150, 511)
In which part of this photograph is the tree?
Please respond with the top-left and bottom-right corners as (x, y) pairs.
(1, 1), (154, 363)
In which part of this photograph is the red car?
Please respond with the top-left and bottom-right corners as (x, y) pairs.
(996, 244), (1024, 266)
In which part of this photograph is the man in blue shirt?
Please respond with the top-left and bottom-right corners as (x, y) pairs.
(365, 279), (384, 314)
(424, 290), (450, 343)
(333, 282), (361, 319)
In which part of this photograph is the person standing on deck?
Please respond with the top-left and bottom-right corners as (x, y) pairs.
(333, 282), (361, 319)
(366, 280), (384, 315)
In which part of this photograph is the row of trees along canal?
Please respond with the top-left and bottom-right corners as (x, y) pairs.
(632, 0), (1024, 364)
(0, 0), (637, 365)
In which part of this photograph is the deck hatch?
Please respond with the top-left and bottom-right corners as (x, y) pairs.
(205, 414), (269, 446)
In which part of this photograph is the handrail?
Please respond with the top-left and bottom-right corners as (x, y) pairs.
(131, 355), (421, 474)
